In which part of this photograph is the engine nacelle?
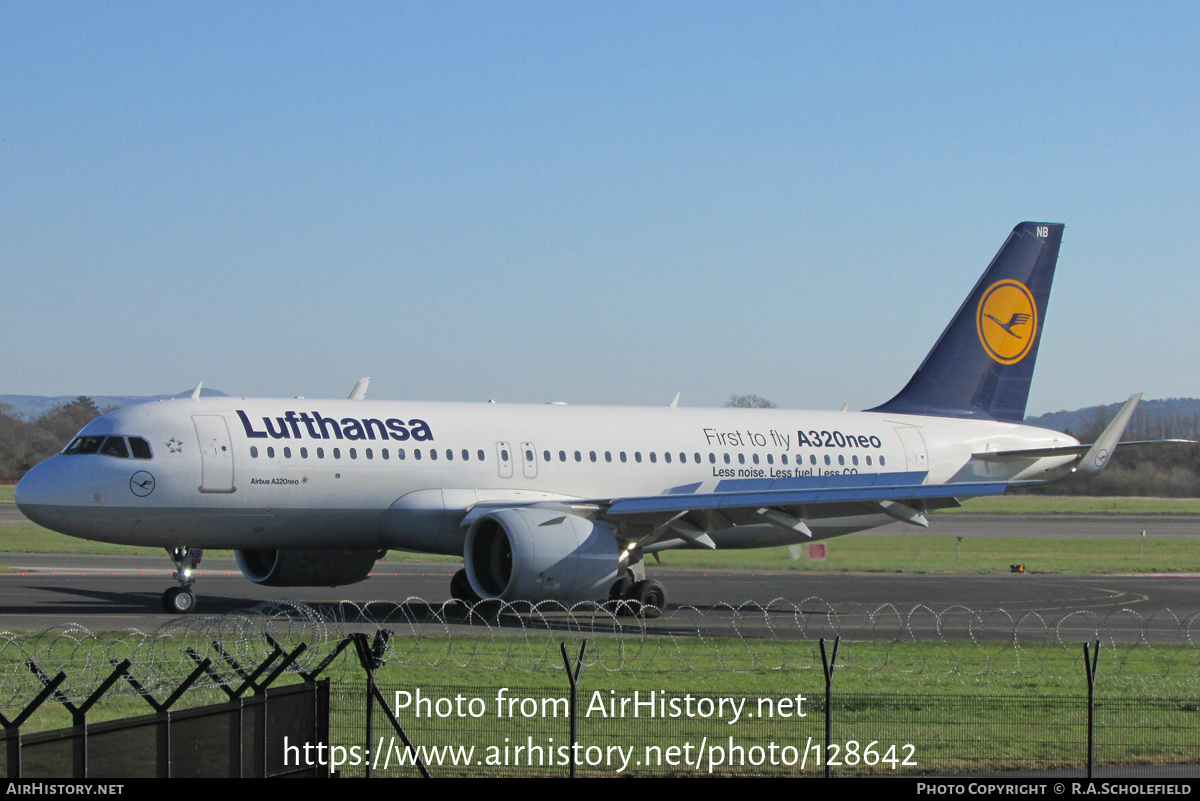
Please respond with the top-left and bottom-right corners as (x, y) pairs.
(234, 548), (379, 587)
(464, 508), (620, 602)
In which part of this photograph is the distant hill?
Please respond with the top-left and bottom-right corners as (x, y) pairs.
(1025, 397), (1200, 440)
(0, 388), (229, 421)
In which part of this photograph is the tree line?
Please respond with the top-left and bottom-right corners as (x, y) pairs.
(0, 397), (109, 478)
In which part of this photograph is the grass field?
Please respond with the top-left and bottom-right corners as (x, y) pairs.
(947, 495), (1200, 515)
(3, 486), (1198, 572)
(7, 631), (1193, 774)
(1, 522), (1196, 573)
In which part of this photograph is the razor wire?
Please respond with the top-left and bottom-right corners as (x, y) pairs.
(0, 598), (1197, 704)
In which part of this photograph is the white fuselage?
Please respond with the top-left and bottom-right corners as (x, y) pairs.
(15, 397), (1078, 554)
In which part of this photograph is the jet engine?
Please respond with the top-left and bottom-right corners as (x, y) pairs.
(234, 548), (379, 587)
(463, 508), (621, 602)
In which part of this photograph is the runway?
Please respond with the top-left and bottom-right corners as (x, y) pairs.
(0, 506), (1197, 638)
(0, 552), (1195, 642)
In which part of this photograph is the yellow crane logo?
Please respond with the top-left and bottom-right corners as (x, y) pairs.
(976, 279), (1038, 364)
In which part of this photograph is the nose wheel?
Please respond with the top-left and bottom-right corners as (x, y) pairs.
(163, 547), (203, 613)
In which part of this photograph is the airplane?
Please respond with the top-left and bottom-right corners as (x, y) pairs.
(14, 222), (1147, 615)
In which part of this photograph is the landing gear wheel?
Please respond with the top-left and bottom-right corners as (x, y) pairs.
(607, 575), (637, 616)
(450, 569), (481, 605)
(162, 546), (203, 614)
(163, 586), (196, 614)
(634, 580), (666, 619)
(608, 576), (634, 601)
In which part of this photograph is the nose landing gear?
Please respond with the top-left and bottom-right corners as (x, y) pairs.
(163, 547), (203, 613)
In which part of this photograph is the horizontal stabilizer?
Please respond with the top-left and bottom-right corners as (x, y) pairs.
(973, 439), (1194, 461)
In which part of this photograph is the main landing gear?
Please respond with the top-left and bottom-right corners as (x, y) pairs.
(608, 570), (666, 619)
(163, 547), (203, 613)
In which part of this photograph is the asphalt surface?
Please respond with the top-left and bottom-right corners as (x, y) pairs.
(0, 553), (1194, 640)
(0, 507), (1196, 637)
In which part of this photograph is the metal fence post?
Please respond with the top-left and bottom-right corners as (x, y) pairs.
(1084, 640), (1100, 779)
(560, 640), (588, 778)
(820, 637), (840, 779)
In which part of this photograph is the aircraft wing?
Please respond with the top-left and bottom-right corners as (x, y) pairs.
(602, 471), (1005, 519)
(595, 472), (1011, 549)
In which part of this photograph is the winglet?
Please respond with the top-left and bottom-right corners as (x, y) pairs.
(191, 382), (203, 400)
(1072, 393), (1141, 478)
(348, 377), (371, 400)
(669, 392), (680, 409)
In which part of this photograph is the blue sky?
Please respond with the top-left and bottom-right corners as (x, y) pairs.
(3, 2), (1197, 414)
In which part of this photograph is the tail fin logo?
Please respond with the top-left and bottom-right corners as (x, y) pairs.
(976, 279), (1038, 364)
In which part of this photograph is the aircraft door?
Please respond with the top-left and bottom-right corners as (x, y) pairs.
(193, 414), (236, 493)
(496, 442), (513, 479)
(895, 427), (928, 474)
(521, 441), (538, 479)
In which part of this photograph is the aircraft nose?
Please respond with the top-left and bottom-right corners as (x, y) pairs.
(14, 459), (69, 527)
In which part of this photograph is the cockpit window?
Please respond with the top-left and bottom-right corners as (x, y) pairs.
(99, 437), (129, 458)
(64, 435), (153, 459)
(64, 436), (105, 455)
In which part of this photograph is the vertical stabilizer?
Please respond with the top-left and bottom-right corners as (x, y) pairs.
(868, 222), (1063, 423)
